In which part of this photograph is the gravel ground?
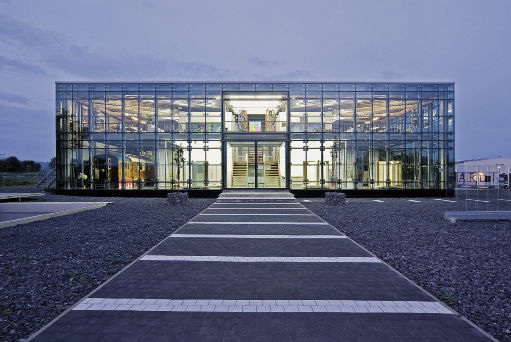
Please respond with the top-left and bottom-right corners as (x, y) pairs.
(0, 190), (213, 341)
(305, 198), (511, 341)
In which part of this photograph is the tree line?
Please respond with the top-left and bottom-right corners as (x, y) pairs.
(0, 156), (41, 173)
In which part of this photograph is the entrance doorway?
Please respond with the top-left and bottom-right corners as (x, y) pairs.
(226, 141), (286, 189)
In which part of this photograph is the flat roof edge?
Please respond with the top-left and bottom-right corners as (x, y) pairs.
(55, 81), (456, 84)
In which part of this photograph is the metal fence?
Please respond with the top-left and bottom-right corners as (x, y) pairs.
(455, 164), (511, 212)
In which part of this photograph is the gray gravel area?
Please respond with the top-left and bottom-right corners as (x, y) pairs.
(0, 190), (213, 341)
(305, 198), (511, 341)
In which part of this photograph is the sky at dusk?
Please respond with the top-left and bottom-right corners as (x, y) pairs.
(0, 0), (510, 162)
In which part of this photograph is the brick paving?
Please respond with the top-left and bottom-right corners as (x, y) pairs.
(29, 191), (494, 341)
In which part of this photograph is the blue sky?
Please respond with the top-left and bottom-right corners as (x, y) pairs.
(0, 0), (510, 161)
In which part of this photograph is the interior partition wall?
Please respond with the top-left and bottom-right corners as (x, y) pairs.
(56, 82), (455, 192)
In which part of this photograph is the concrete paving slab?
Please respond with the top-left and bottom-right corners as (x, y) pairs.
(0, 202), (111, 229)
(178, 222), (340, 235)
(0, 192), (45, 201)
(33, 311), (490, 342)
(191, 214), (324, 223)
(204, 208), (311, 214)
(148, 237), (371, 257)
(212, 202), (303, 208)
(1, 211), (54, 221)
(445, 210), (511, 222)
(89, 261), (433, 301)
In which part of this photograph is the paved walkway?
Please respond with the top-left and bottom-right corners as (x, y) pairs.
(30, 191), (493, 341)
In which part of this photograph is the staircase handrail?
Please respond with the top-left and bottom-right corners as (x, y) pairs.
(35, 168), (56, 187)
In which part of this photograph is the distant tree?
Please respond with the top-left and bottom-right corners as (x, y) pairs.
(21, 160), (41, 172)
(49, 157), (56, 169)
(4, 156), (22, 172)
(0, 157), (42, 173)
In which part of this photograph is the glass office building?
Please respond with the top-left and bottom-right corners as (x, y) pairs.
(55, 82), (455, 193)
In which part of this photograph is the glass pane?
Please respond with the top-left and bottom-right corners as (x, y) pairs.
(290, 98), (305, 132)
(258, 142), (286, 188)
(91, 92), (105, 134)
(307, 141), (322, 188)
(227, 142), (255, 188)
(306, 99), (321, 133)
(124, 93), (138, 133)
(290, 140), (306, 189)
(106, 93), (122, 133)
(356, 98), (371, 133)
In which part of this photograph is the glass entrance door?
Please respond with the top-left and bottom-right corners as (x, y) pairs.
(226, 141), (286, 189)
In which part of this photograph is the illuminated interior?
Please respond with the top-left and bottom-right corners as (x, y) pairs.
(55, 82), (455, 191)
(223, 93), (287, 133)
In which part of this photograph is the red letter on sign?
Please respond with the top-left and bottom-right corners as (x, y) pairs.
(479, 173), (485, 182)
(470, 173), (476, 182)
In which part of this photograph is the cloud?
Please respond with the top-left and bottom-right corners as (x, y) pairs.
(379, 70), (404, 81)
(0, 90), (30, 105)
(0, 12), (61, 49)
(45, 47), (230, 80)
(0, 55), (48, 75)
(0, 12), (231, 81)
(274, 69), (312, 80)
(140, 0), (158, 8)
(250, 57), (280, 67)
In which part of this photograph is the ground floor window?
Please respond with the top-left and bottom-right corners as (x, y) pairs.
(56, 137), (450, 190)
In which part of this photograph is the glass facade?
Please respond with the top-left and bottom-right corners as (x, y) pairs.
(56, 82), (455, 191)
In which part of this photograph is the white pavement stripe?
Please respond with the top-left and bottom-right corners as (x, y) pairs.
(220, 192), (292, 194)
(466, 199), (490, 203)
(208, 208), (306, 210)
(408, 200), (421, 203)
(211, 202), (300, 206)
(74, 298), (453, 314)
(188, 222), (329, 225)
(171, 234), (346, 239)
(373, 200), (384, 203)
(140, 255), (380, 263)
(200, 213), (314, 216)
(434, 199), (456, 203)
(219, 197), (294, 199)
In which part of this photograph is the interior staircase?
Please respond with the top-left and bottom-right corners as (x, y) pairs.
(231, 145), (282, 188)
(231, 161), (248, 187)
(263, 161), (280, 188)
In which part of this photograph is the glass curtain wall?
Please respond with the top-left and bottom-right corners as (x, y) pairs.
(56, 82), (454, 191)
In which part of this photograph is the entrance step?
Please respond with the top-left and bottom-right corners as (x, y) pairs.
(217, 191), (296, 203)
